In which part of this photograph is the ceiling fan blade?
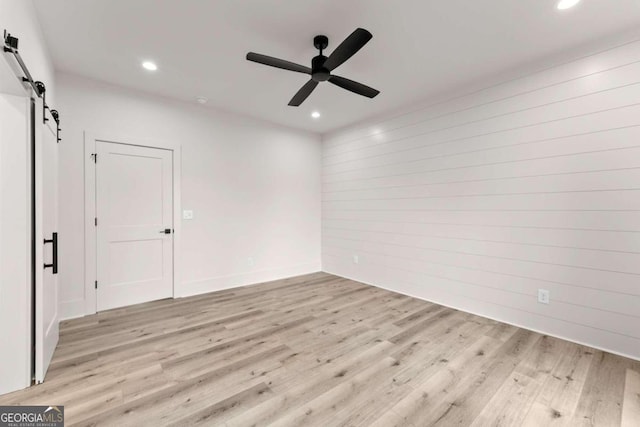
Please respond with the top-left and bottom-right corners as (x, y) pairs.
(328, 75), (379, 98)
(323, 28), (372, 71)
(288, 80), (319, 106)
(246, 52), (311, 74)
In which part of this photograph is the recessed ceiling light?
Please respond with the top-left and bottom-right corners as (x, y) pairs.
(142, 61), (158, 71)
(311, 111), (321, 119)
(196, 96), (208, 104)
(557, 0), (581, 10)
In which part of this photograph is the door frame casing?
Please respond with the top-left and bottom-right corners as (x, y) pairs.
(83, 132), (182, 315)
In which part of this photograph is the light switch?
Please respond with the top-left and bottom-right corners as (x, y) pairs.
(183, 210), (194, 220)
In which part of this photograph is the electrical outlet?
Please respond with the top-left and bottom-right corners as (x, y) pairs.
(247, 257), (254, 268)
(353, 255), (359, 264)
(183, 210), (194, 220)
(538, 289), (550, 304)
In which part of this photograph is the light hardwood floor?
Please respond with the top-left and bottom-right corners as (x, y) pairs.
(1, 272), (639, 426)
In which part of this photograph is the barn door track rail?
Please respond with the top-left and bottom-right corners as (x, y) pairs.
(3, 30), (61, 142)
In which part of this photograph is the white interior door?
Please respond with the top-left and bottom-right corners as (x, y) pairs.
(35, 103), (59, 383)
(96, 141), (173, 311)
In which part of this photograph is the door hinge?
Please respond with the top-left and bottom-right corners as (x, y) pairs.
(95, 217), (98, 226)
(95, 280), (98, 289)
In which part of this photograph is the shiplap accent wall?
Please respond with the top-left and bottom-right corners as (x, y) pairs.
(322, 38), (640, 360)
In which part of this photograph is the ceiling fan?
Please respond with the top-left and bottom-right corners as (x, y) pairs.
(246, 28), (380, 106)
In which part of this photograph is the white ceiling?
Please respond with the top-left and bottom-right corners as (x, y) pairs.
(33, 0), (640, 134)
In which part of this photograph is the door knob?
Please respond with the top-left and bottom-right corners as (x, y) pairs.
(159, 228), (172, 234)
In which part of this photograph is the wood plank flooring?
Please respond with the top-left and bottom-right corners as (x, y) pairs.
(0, 272), (638, 426)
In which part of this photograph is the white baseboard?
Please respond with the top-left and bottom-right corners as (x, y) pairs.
(63, 262), (321, 320)
(322, 269), (640, 362)
(177, 261), (322, 298)
(59, 298), (86, 321)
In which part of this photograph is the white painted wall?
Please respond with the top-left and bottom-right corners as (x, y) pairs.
(0, 0), (56, 394)
(56, 73), (322, 319)
(322, 37), (640, 360)
(0, 94), (30, 394)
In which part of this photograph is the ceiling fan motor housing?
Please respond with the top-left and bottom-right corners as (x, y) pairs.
(312, 55), (330, 81)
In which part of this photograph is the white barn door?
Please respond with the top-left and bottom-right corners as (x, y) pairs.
(96, 142), (174, 311)
(34, 101), (59, 383)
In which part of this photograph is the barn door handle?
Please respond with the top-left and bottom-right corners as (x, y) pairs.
(43, 232), (58, 274)
(159, 228), (172, 234)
